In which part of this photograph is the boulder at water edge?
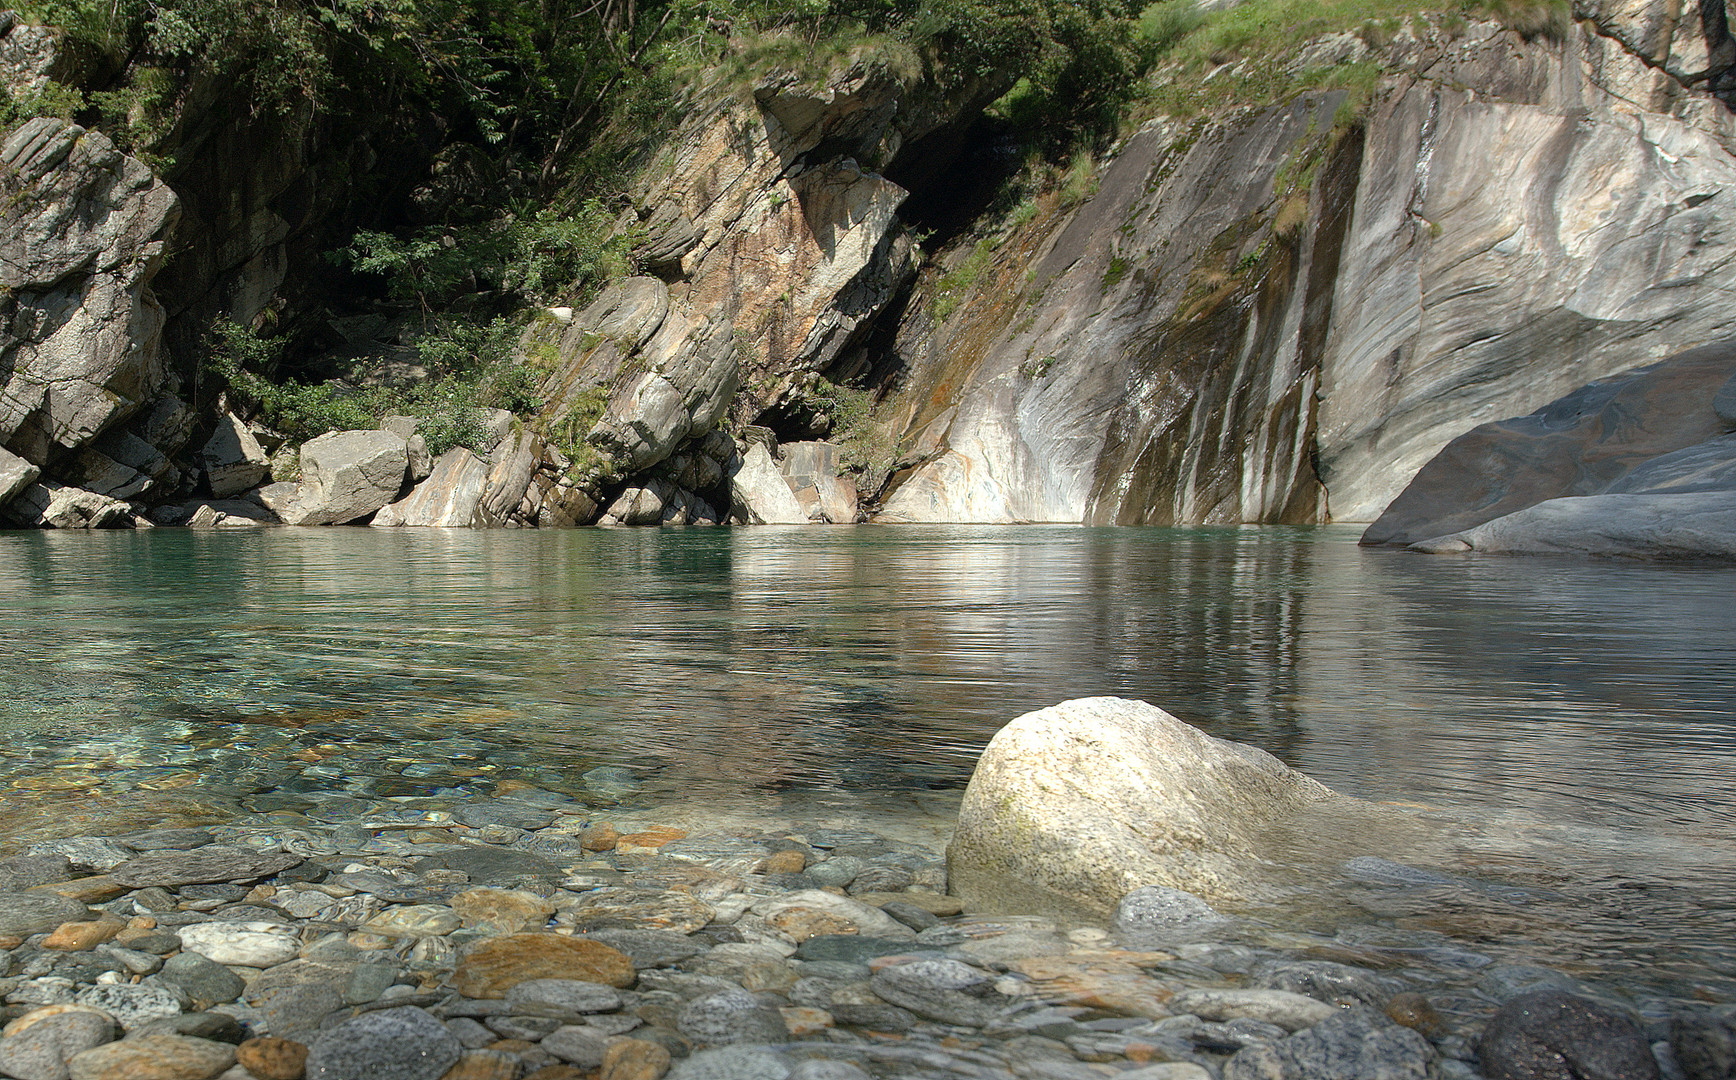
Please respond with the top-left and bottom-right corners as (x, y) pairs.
(284, 430), (409, 525)
(948, 697), (1400, 913)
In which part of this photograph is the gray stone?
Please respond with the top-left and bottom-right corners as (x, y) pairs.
(582, 766), (642, 800)
(1169, 989), (1336, 1033)
(542, 1024), (610, 1067)
(0, 446), (41, 509)
(1408, 492), (1736, 561)
(1224, 1008), (1434, 1080)
(72, 982), (185, 1030)
(667, 1045), (792, 1080)
(1672, 1011), (1736, 1080)
(454, 801), (553, 830)
(730, 444), (807, 525)
(0, 120), (178, 470)
(0, 855), (73, 891)
(114, 828), (213, 852)
(203, 413), (270, 498)
(1248, 960), (1397, 1009)
(804, 857), (863, 890)
(61, 447), (150, 500)
(110, 846), (302, 887)
(158, 952), (246, 1008)
(878, 901), (940, 932)
(486, 1014), (559, 1040)
(779, 442), (857, 524)
(305, 1006), (462, 1080)
(286, 430), (410, 525)
(0, 1009), (116, 1080)
(445, 1017), (494, 1049)
(786, 1063), (870, 1080)
(3, 482), (132, 529)
(344, 962), (401, 1005)
(949, 697), (1394, 912)
(176, 921), (300, 967)
(1716, 374), (1736, 427)
(1113, 886), (1234, 949)
(1478, 990), (1659, 1080)
(1367, 345), (1736, 547)
(579, 928), (707, 968)
(373, 448), (490, 527)
(793, 937), (919, 965)
(27, 838), (131, 873)
(418, 846), (562, 885)
(678, 988), (791, 1046)
(130, 1012), (245, 1044)
(504, 978), (622, 1018)
(868, 959), (1000, 1027)
(0, 892), (90, 936)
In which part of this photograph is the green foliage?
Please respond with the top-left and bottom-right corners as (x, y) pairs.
(206, 317), (542, 455)
(1101, 254), (1129, 291)
(932, 236), (998, 322)
(333, 200), (630, 309)
(804, 377), (894, 475)
(0, 80), (86, 127)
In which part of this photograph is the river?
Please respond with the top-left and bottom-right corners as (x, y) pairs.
(1, 524), (1732, 1001)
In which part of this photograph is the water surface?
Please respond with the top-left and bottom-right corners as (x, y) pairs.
(1, 524), (1732, 996)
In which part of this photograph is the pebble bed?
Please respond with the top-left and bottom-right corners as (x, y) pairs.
(0, 772), (1728, 1080)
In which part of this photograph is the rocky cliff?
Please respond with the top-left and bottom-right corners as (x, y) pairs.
(6, 0), (1736, 530)
(876, 9), (1736, 524)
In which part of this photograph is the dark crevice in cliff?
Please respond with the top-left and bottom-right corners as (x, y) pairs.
(884, 115), (1024, 248)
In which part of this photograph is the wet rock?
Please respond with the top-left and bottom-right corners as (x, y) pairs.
(450, 934), (636, 997)
(543, 1025), (610, 1067)
(418, 847), (561, 886)
(2, 483), (131, 529)
(566, 888), (715, 935)
(175, 922), (300, 967)
(442, 1050), (520, 1080)
(1671, 1011), (1736, 1080)
(0, 855), (73, 891)
(580, 929), (706, 969)
(1170, 989), (1336, 1033)
(65, 1034), (234, 1080)
(449, 887), (554, 935)
(601, 1038), (673, 1080)
(156, 953), (245, 1009)
(235, 1037), (309, 1080)
(113, 829), (212, 852)
(0, 1006), (116, 1080)
(131, 1013), (244, 1045)
(505, 978), (622, 1019)
(1113, 886), (1234, 949)
(109, 847), (302, 888)
(753, 891), (911, 941)
(666, 1044), (790, 1080)
(27, 839), (131, 873)
(1478, 990), (1659, 1080)
(0, 894), (92, 937)
(869, 959), (1000, 1027)
(71, 984), (184, 1030)
(949, 697), (1390, 911)
(1224, 1008), (1434, 1080)
(304, 1006), (461, 1080)
(360, 905), (463, 938)
(1384, 992), (1446, 1039)
(677, 989), (790, 1047)
(1249, 959), (1395, 1008)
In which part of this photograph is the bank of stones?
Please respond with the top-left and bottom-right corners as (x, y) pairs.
(0, 791), (1720, 1080)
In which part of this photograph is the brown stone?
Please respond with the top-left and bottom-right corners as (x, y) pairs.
(3, 1003), (113, 1038)
(43, 917), (124, 951)
(765, 907), (856, 942)
(600, 1038), (671, 1080)
(450, 887), (556, 935)
(236, 1037), (308, 1080)
(30, 877), (129, 904)
(439, 1050), (521, 1080)
(523, 1068), (588, 1080)
(616, 827), (685, 849)
(850, 891), (964, 916)
(66, 1034), (235, 1080)
(581, 824), (620, 852)
(451, 934), (636, 997)
(757, 850), (806, 875)
(778, 1007), (834, 1037)
(1385, 992), (1446, 1038)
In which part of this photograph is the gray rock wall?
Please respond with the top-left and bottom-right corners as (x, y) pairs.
(875, 14), (1736, 525)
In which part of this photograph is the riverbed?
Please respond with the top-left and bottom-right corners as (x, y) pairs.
(1, 524), (1732, 1003)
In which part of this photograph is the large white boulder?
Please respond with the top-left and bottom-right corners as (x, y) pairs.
(948, 697), (1406, 914)
(372, 448), (490, 527)
(285, 430), (408, 525)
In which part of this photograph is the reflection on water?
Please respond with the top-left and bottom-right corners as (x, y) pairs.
(1, 524), (1733, 993)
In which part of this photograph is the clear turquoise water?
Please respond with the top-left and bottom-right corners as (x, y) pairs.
(1, 524), (1733, 993)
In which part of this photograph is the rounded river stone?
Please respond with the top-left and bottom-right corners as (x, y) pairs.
(1478, 989), (1659, 1080)
(109, 847), (303, 888)
(0, 893), (89, 937)
(305, 1006), (461, 1080)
